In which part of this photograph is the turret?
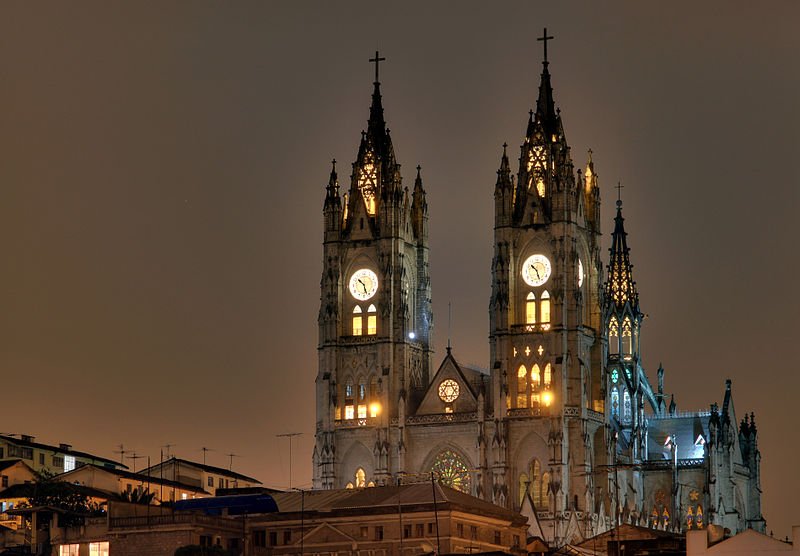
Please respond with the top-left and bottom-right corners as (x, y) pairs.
(323, 159), (342, 240)
(494, 143), (513, 226)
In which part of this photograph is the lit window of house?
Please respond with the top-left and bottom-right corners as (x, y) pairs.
(89, 542), (109, 556)
(59, 546), (80, 556)
(64, 455), (76, 472)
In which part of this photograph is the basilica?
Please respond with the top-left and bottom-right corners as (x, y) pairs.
(312, 41), (765, 545)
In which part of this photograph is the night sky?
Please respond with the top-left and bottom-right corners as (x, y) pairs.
(1, 1), (798, 537)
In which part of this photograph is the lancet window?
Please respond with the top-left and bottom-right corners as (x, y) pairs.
(621, 317), (632, 359)
(540, 291), (551, 328)
(609, 316), (619, 356)
(519, 459), (549, 510)
(623, 389), (632, 423)
(526, 293), (536, 324)
(355, 467), (366, 488)
(611, 386), (620, 419)
(352, 305), (377, 336)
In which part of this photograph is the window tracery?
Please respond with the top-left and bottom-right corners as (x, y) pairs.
(519, 459), (549, 510)
(517, 365), (528, 408)
(355, 468), (366, 488)
(622, 317), (632, 358)
(431, 450), (471, 493)
(623, 389), (632, 423)
(611, 387), (619, 419)
(609, 316), (619, 355)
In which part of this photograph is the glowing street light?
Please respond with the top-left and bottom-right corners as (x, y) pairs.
(369, 401), (382, 417)
(542, 390), (553, 407)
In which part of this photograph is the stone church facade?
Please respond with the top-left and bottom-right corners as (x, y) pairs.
(313, 47), (765, 544)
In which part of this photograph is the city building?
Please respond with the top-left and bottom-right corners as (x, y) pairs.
(312, 38), (765, 545)
(687, 525), (800, 555)
(0, 434), (125, 476)
(139, 457), (261, 496)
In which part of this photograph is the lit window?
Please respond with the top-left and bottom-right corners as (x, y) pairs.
(345, 405), (354, 420)
(353, 306), (363, 336)
(345, 379), (354, 419)
(611, 387), (619, 419)
(367, 304), (377, 335)
(540, 291), (551, 325)
(540, 471), (550, 510)
(64, 455), (76, 472)
(543, 363), (551, 387)
(181, 493), (188, 500)
(430, 450), (471, 493)
(531, 364), (540, 385)
(623, 389), (632, 423)
(345, 482), (354, 489)
(526, 292), (536, 324)
(355, 468), (366, 488)
(517, 366), (527, 408)
(622, 317), (633, 358)
(60, 545), (80, 556)
(357, 404), (367, 419)
(609, 317), (619, 355)
(90, 541), (110, 556)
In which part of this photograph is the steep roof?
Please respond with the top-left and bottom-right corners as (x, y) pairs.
(141, 457), (261, 485)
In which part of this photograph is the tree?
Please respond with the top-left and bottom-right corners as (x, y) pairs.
(119, 488), (156, 505)
(18, 470), (102, 526)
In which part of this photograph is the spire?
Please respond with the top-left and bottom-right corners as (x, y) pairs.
(496, 142), (511, 189)
(326, 159), (339, 200)
(535, 28), (557, 131)
(411, 165), (428, 240)
(605, 192), (640, 313)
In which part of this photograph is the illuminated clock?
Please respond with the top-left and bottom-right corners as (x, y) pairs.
(438, 379), (460, 403)
(349, 269), (378, 301)
(578, 258), (584, 288)
(522, 254), (552, 287)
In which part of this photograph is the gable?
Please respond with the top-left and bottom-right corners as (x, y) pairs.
(299, 522), (356, 547)
(414, 353), (478, 415)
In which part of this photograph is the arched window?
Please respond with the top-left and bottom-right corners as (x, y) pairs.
(353, 306), (363, 336)
(431, 450), (471, 493)
(609, 316), (619, 355)
(518, 472), (530, 505)
(530, 460), (541, 506)
(540, 471), (551, 510)
(622, 317), (633, 359)
(345, 379), (355, 420)
(611, 386), (619, 419)
(543, 363), (552, 387)
(357, 380), (367, 419)
(517, 366), (528, 408)
(540, 291), (551, 328)
(531, 364), (541, 385)
(695, 505), (704, 529)
(345, 482), (354, 489)
(526, 292), (536, 324)
(355, 468), (366, 488)
(367, 304), (377, 335)
(623, 389), (632, 423)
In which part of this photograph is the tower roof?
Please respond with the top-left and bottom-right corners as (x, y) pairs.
(605, 197), (640, 313)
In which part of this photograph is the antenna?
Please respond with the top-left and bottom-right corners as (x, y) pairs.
(126, 451), (146, 474)
(161, 443), (176, 459)
(199, 447), (214, 465)
(114, 444), (127, 464)
(225, 453), (240, 471)
(276, 432), (302, 489)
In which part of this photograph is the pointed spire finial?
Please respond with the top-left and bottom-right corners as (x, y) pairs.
(588, 148), (593, 163)
(616, 181), (624, 207)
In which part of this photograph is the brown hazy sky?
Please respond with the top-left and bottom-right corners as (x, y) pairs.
(1, 1), (798, 537)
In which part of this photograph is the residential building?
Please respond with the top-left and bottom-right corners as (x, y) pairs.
(0, 434), (124, 476)
(139, 457), (261, 496)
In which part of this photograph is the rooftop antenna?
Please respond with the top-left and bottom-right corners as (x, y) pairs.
(225, 452), (240, 471)
(199, 447), (214, 465)
(276, 432), (302, 489)
(114, 444), (127, 464)
(126, 451), (146, 474)
(161, 443), (176, 459)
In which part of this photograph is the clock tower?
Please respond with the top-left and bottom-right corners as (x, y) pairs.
(488, 32), (607, 522)
(314, 54), (432, 489)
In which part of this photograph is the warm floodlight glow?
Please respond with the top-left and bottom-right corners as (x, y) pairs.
(369, 402), (382, 417)
(542, 390), (553, 407)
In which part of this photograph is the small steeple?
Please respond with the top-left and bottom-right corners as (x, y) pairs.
(605, 191), (640, 313)
(326, 159), (339, 201)
(535, 28), (557, 130)
(496, 142), (511, 189)
(411, 165), (428, 240)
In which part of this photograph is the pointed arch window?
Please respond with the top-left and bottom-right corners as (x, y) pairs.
(621, 317), (633, 359)
(611, 386), (619, 419)
(357, 380), (367, 419)
(531, 364), (541, 385)
(543, 363), (552, 387)
(367, 304), (377, 335)
(345, 379), (355, 420)
(518, 472), (530, 506)
(609, 316), (619, 356)
(431, 450), (471, 493)
(355, 468), (366, 488)
(345, 482), (354, 489)
(517, 365), (528, 408)
(526, 293), (536, 325)
(522, 459), (549, 510)
(530, 460), (541, 507)
(540, 291), (551, 329)
(540, 471), (551, 510)
(623, 389), (632, 423)
(353, 306), (363, 336)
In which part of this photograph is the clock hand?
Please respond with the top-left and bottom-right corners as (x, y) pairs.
(358, 279), (368, 294)
(530, 264), (540, 280)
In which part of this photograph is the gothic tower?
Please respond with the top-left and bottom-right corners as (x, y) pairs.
(488, 36), (606, 535)
(314, 56), (433, 489)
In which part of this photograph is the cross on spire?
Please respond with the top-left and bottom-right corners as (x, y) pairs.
(616, 181), (624, 203)
(369, 50), (386, 83)
(537, 28), (554, 63)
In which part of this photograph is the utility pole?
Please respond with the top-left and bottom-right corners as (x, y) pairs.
(276, 433), (302, 489)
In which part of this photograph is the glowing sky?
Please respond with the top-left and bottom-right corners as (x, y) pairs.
(1, 1), (798, 537)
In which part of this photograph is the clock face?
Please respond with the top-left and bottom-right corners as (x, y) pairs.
(521, 254), (552, 287)
(438, 379), (460, 403)
(578, 258), (584, 288)
(349, 268), (378, 301)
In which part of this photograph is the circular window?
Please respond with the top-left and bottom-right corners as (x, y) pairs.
(438, 379), (460, 403)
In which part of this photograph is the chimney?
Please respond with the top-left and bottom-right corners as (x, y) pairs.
(59, 443), (72, 452)
(20, 435), (34, 443)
